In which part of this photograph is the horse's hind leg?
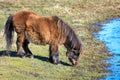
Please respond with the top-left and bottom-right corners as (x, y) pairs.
(16, 32), (25, 58)
(22, 39), (34, 58)
(49, 44), (60, 65)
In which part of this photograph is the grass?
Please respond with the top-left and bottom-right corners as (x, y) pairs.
(0, 0), (120, 80)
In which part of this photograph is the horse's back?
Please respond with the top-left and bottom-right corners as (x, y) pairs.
(12, 10), (66, 45)
(25, 15), (66, 45)
(25, 16), (51, 45)
(25, 16), (60, 45)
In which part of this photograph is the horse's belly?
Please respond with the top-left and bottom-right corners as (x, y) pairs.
(25, 31), (48, 45)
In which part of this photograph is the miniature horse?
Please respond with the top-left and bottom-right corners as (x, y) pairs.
(4, 10), (83, 65)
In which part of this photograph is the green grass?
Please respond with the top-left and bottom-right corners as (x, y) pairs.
(0, 57), (73, 80)
(0, 0), (120, 80)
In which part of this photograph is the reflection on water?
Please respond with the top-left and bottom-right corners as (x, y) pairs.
(97, 18), (120, 80)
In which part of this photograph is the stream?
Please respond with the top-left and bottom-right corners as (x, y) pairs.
(96, 18), (120, 80)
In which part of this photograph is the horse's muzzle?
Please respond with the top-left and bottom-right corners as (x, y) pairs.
(68, 58), (78, 66)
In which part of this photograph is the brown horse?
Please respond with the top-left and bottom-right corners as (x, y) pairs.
(4, 10), (83, 65)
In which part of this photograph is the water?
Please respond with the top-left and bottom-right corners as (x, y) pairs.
(96, 18), (120, 80)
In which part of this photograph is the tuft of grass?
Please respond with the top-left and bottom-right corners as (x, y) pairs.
(0, 0), (120, 80)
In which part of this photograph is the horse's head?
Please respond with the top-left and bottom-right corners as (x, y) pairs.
(66, 48), (81, 66)
(57, 18), (83, 65)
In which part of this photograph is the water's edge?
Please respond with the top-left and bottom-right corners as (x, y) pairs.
(95, 18), (120, 80)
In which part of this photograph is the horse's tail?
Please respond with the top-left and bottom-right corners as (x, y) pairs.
(4, 15), (14, 51)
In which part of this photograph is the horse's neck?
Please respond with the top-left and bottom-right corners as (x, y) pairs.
(64, 32), (77, 50)
(59, 20), (79, 50)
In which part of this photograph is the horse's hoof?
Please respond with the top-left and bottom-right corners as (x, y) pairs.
(22, 55), (26, 59)
(57, 63), (63, 66)
(30, 55), (34, 59)
(56, 61), (63, 66)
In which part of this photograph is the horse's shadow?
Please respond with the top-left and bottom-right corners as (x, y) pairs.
(0, 50), (17, 57)
(0, 50), (71, 66)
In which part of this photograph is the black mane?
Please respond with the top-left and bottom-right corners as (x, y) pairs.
(58, 18), (82, 52)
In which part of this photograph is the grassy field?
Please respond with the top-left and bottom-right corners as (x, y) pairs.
(0, 0), (120, 80)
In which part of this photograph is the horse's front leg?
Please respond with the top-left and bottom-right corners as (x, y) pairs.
(49, 44), (60, 65)
(22, 39), (34, 58)
(16, 32), (25, 58)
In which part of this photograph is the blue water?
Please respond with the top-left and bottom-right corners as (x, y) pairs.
(96, 18), (120, 80)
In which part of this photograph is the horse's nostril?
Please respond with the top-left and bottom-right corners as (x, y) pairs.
(72, 60), (78, 65)
(68, 58), (78, 66)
